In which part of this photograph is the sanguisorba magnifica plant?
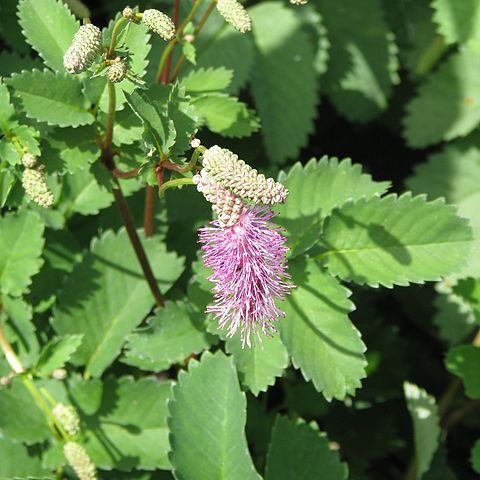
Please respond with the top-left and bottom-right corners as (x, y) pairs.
(0, 0), (479, 478)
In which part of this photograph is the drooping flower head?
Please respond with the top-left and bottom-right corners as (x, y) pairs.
(64, 442), (97, 480)
(22, 165), (54, 208)
(216, 0), (252, 33)
(142, 9), (176, 41)
(64, 24), (102, 74)
(199, 205), (293, 347)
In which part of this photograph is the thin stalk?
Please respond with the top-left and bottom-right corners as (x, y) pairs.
(159, 176), (194, 196)
(162, 0), (181, 83)
(0, 322), (69, 441)
(413, 35), (447, 77)
(101, 68), (164, 307)
(169, 0), (216, 81)
(155, 0), (205, 83)
(144, 185), (156, 237)
(107, 17), (128, 59)
(112, 182), (164, 307)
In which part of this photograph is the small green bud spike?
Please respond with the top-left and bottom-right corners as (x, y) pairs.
(216, 0), (252, 33)
(22, 166), (54, 208)
(193, 173), (244, 227)
(53, 403), (80, 436)
(64, 24), (102, 74)
(107, 60), (127, 83)
(21, 152), (37, 169)
(142, 9), (176, 41)
(64, 442), (97, 480)
(201, 145), (288, 205)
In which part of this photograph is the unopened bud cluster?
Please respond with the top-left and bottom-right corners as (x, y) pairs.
(142, 9), (176, 41)
(290, 0), (308, 4)
(107, 59), (127, 83)
(195, 145), (288, 227)
(21, 152), (37, 169)
(64, 442), (97, 480)
(53, 403), (80, 436)
(201, 146), (288, 205)
(216, 0), (252, 33)
(64, 24), (102, 74)
(22, 164), (54, 208)
(123, 6), (140, 23)
(193, 173), (244, 227)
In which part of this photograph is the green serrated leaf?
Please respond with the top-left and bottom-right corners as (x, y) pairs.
(0, 378), (50, 444)
(322, 194), (472, 288)
(472, 439), (480, 474)
(265, 416), (348, 480)
(0, 438), (49, 477)
(44, 125), (100, 174)
(52, 229), (184, 377)
(453, 277), (480, 319)
(125, 88), (173, 154)
(0, 210), (45, 297)
(8, 69), (94, 127)
(0, 51), (43, 77)
(432, 0), (480, 49)
(121, 300), (216, 372)
(169, 351), (261, 480)
(319, 0), (399, 122)
(18, 0), (79, 71)
(58, 167), (113, 216)
(76, 377), (173, 471)
(404, 382), (441, 479)
(275, 157), (390, 257)
(0, 80), (15, 126)
(181, 67), (233, 94)
(249, 2), (318, 163)
(35, 334), (83, 376)
(193, 95), (257, 137)
(446, 345), (480, 398)
(403, 50), (480, 148)
(193, 13), (254, 94)
(280, 258), (366, 401)
(407, 143), (480, 228)
(225, 333), (289, 396)
(2, 295), (39, 368)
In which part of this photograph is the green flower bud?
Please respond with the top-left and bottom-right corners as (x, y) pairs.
(193, 173), (244, 227)
(64, 442), (97, 480)
(53, 403), (80, 436)
(142, 9), (176, 41)
(21, 152), (37, 168)
(22, 166), (54, 208)
(107, 60), (127, 83)
(64, 24), (102, 74)
(201, 146), (288, 205)
(216, 0), (252, 33)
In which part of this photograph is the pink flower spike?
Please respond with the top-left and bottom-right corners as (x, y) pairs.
(198, 205), (294, 347)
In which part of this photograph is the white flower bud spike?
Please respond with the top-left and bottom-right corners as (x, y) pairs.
(22, 166), (54, 208)
(107, 60), (127, 83)
(64, 442), (97, 480)
(142, 9), (176, 41)
(216, 0), (252, 33)
(53, 403), (80, 436)
(64, 24), (102, 74)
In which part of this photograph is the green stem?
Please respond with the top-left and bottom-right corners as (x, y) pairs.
(159, 177), (194, 196)
(0, 322), (69, 441)
(104, 81), (116, 151)
(169, 0), (216, 81)
(107, 17), (128, 59)
(155, 0), (205, 83)
(413, 35), (447, 77)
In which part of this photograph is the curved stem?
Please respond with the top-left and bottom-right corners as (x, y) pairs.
(169, 0), (216, 82)
(107, 17), (128, 59)
(0, 321), (69, 441)
(159, 176), (194, 196)
(155, 0), (204, 83)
